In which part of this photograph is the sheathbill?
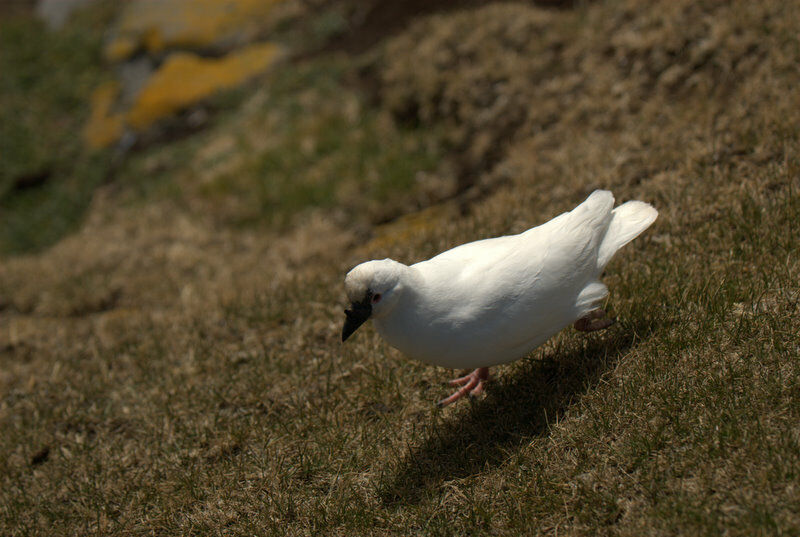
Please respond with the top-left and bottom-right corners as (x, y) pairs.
(342, 190), (657, 406)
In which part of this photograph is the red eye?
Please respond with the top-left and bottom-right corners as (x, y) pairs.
(372, 293), (382, 304)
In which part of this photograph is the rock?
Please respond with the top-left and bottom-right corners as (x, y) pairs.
(83, 0), (286, 149)
(126, 42), (283, 130)
(105, 0), (285, 61)
(36, 0), (95, 29)
(117, 57), (156, 106)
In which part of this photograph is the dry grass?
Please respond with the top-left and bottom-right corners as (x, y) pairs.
(2, 0), (800, 535)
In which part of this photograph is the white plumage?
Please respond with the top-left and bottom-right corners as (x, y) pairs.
(342, 190), (657, 405)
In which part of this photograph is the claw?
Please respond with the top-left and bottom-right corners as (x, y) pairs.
(438, 367), (490, 407)
(449, 372), (476, 386)
(468, 381), (485, 397)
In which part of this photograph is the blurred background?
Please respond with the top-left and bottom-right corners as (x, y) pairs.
(2, 0), (799, 534)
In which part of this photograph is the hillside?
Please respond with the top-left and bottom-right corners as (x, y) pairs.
(1, 0), (799, 535)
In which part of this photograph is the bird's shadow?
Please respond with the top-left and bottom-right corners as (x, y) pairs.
(378, 317), (657, 505)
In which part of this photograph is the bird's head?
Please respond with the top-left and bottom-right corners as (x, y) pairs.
(342, 259), (405, 342)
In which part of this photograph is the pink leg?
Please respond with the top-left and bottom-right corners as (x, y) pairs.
(574, 309), (615, 332)
(438, 367), (490, 407)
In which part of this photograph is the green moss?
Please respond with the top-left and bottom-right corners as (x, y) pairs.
(0, 6), (114, 253)
(0, 153), (111, 253)
(203, 59), (443, 227)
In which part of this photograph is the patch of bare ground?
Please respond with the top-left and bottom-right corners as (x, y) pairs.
(374, 1), (780, 202)
(2, 0), (800, 534)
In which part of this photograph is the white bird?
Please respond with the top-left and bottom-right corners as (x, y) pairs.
(342, 190), (657, 406)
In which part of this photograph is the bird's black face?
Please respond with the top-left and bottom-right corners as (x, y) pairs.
(341, 291), (373, 342)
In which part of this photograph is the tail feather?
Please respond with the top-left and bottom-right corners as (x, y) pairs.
(576, 281), (609, 315)
(597, 200), (658, 270)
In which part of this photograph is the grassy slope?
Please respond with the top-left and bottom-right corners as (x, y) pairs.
(1, 0), (800, 535)
(0, 6), (115, 253)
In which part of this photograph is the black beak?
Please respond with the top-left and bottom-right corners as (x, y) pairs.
(342, 298), (372, 342)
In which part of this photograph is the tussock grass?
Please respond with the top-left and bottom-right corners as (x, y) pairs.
(2, 0), (800, 535)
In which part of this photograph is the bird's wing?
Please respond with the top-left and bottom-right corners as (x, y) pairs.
(418, 190), (615, 292)
(526, 190), (614, 287)
(411, 192), (616, 344)
(420, 233), (521, 266)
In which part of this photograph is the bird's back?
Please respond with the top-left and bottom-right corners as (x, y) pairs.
(417, 190), (614, 309)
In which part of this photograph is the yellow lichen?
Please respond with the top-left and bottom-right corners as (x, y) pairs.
(104, 36), (138, 63)
(83, 81), (125, 149)
(105, 0), (284, 61)
(142, 28), (165, 54)
(88, 0), (286, 148)
(126, 42), (282, 130)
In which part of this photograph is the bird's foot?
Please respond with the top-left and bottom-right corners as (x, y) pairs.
(438, 367), (490, 407)
(574, 308), (615, 332)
